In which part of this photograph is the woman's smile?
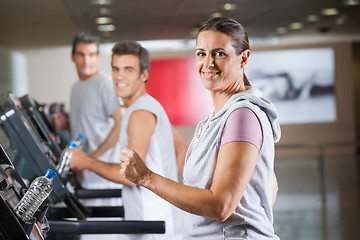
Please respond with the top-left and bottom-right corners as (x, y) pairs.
(202, 71), (220, 79)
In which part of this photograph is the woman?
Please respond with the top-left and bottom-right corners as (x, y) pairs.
(119, 17), (281, 239)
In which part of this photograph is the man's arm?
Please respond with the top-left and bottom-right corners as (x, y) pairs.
(171, 126), (188, 174)
(70, 148), (135, 186)
(127, 110), (156, 160)
(70, 109), (155, 186)
(91, 107), (125, 158)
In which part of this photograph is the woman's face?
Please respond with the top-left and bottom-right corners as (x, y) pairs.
(196, 30), (247, 93)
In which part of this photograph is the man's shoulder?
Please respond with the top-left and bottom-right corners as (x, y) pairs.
(128, 95), (171, 126)
(85, 72), (113, 90)
(91, 71), (112, 81)
(131, 94), (161, 111)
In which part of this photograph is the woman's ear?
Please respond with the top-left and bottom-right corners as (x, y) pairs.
(240, 50), (251, 68)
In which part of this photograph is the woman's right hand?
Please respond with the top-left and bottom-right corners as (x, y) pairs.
(119, 147), (152, 185)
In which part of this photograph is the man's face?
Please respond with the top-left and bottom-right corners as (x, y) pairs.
(111, 54), (148, 106)
(72, 43), (100, 81)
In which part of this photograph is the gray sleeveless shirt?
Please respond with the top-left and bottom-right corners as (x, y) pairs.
(183, 88), (281, 239)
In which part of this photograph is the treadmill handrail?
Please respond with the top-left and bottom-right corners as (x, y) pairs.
(48, 220), (165, 234)
(75, 188), (122, 199)
(48, 206), (124, 219)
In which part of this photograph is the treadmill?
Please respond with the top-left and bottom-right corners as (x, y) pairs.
(18, 94), (124, 202)
(0, 92), (87, 219)
(0, 144), (165, 238)
(0, 93), (165, 236)
(19, 95), (63, 159)
(0, 144), (51, 240)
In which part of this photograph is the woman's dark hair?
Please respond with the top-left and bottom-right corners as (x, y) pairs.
(112, 41), (150, 83)
(198, 17), (251, 86)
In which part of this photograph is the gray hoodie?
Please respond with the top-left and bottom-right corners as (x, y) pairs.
(183, 87), (281, 239)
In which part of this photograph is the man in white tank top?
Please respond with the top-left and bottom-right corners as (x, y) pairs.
(70, 41), (188, 240)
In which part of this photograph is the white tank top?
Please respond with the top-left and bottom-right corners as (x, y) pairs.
(120, 94), (182, 239)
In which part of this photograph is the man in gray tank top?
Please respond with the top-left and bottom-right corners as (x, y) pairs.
(70, 41), (188, 240)
(53, 32), (124, 240)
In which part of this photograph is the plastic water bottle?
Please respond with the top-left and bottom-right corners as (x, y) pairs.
(73, 134), (85, 149)
(56, 141), (77, 178)
(14, 169), (57, 222)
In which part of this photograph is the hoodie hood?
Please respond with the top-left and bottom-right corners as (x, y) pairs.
(209, 87), (281, 143)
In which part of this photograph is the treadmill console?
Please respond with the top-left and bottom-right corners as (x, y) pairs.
(0, 144), (48, 240)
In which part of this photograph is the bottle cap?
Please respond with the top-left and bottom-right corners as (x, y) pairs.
(68, 141), (77, 148)
(78, 134), (85, 140)
(45, 169), (57, 179)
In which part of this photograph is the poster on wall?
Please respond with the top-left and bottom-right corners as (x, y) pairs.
(246, 48), (336, 124)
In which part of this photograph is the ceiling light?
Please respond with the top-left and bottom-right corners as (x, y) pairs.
(98, 24), (115, 32)
(343, 0), (360, 6)
(306, 15), (320, 22)
(276, 27), (287, 34)
(95, 17), (112, 24)
(289, 22), (304, 30)
(211, 12), (223, 18)
(320, 8), (339, 16)
(224, 3), (236, 11)
(91, 0), (112, 5)
(99, 8), (112, 15)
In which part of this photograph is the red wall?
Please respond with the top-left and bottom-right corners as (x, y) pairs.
(146, 57), (212, 126)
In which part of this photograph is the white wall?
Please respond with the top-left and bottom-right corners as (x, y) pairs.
(23, 46), (114, 111)
(0, 46), (28, 145)
(0, 46), (28, 97)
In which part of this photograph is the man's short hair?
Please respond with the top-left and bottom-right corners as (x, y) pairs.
(111, 41), (150, 75)
(72, 32), (100, 55)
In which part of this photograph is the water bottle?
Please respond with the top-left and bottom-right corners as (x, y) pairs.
(73, 134), (85, 149)
(14, 169), (57, 222)
(56, 141), (77, 178)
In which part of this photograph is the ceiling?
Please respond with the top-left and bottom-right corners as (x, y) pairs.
(0, 0), (359, 50)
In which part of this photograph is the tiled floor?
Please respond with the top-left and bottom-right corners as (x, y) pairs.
(273, 154), (360, 240)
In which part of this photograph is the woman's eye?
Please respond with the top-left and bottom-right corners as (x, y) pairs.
(215, 52), (226, 57)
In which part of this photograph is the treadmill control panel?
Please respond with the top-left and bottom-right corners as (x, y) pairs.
(0, 145), (46, 240)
